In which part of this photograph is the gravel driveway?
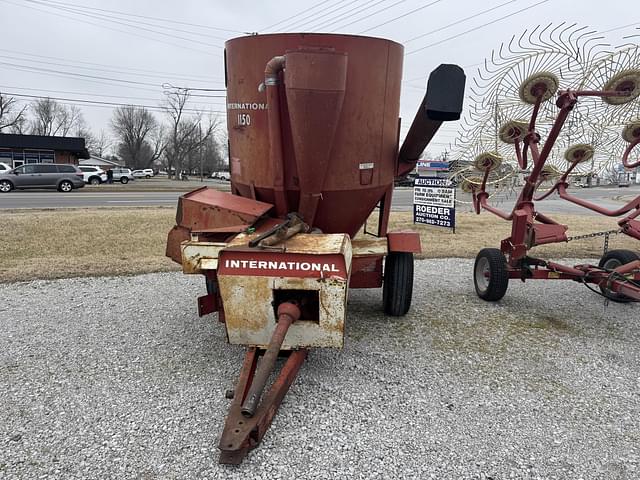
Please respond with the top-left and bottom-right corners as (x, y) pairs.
(1, 259), (639, 479)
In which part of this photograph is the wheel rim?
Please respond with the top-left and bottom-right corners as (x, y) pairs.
(475, 257), (490, 293)
(91, 178), (99, 185)
(0, 181), (10, 192)
(603, 258), (623, 270)
(61, 182), (71, 192)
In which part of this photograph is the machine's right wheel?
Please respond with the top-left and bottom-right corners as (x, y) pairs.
(121, 177), (129, 184)
(474, 248), (509, 301)
(383, 252), (414, 316)
(598, 249), (640, 302)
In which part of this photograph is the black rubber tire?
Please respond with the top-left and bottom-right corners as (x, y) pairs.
(89, 176), (101, 185)
(0, 179), (13, 193)
(120, 177), (129, 184)
(145, 175), (151, 178)
(598, 249), (640, 303)
(383, 252), (414, 316)
(474, 248), (509, 301)
(58, 180), (73, 192)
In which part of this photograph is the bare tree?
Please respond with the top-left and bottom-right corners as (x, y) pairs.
(0, 93), (27, 133)
(92, 130), (112, 158)
(29, 98), (84, 136)
(111, 105), (165, 169)
(164, 90), (220, 180)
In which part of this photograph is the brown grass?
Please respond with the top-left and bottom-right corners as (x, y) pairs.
(1, 207), (180, 283)
(1, 208), (636, 283)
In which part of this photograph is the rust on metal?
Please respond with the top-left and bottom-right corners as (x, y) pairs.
(181, 241), (227, 274)
(217, 233), (351, 349)
(218, 348), (308, 465)
(241, 302), (301, 417)
(176, 188), (273, 233)
(225, 33), (404, 237)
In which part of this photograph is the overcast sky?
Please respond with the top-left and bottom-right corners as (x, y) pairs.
(1, 0), (637, 156)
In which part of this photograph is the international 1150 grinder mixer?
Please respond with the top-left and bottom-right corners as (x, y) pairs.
(165, 33), (465, 464)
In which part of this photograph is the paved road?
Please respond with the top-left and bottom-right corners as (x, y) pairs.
(0, 184), (636, 213)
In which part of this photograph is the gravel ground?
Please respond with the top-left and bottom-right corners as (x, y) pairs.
(1, 259), (639, 480)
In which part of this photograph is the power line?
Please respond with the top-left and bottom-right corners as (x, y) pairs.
(0, 85), (226, 106)
(0, 48), (223, 83)
(21, 0), (224, 49)
(405, 0), (550, 56)
(0, 53), (222, 85)
(262, 0), (343, 31)
(283, 0), (361, 31)
(403, 0), (517, 44)
(0, 61), (167, 88)
(2, 0), (219, 57)
(357, 0), (445, 34)
(4, 91), (226, 114)
(305, 0), (389, 32)
(35, 1), (230, 41)
(324, 0), (409, 32)
(32, 0), (245, 34)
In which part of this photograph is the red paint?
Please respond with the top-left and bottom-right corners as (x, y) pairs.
(218, 251), (348, 279)
(387, 231), (422, 253)
(225, 33), (403, 236)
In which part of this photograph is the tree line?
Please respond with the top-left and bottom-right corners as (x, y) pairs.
(0, 90), (227, 179)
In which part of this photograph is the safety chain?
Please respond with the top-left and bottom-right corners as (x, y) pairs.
(566, 229), (620, 243)
(566, 228), (621, 257)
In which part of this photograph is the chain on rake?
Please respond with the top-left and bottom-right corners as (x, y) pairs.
(566, 229), (621, 255)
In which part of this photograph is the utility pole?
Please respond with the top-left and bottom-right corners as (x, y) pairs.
(199, 125), (203, 183)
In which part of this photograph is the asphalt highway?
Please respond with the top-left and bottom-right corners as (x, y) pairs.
(0, 184), (636, 214)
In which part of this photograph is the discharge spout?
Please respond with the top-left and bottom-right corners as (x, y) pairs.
(397, 64), (466, 178)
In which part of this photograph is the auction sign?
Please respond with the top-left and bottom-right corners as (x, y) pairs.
(413, 176), (456, 230)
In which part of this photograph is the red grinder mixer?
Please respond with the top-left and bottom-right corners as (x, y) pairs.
(166, 33), (465, 463)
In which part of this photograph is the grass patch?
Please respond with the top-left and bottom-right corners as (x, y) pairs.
(1, 207), (179, 283)
(1, 208), (637, 283)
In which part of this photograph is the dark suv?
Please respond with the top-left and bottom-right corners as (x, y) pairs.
(0, 163), (85, 192)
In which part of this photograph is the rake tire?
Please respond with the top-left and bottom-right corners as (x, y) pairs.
(474, 248), (509, 301)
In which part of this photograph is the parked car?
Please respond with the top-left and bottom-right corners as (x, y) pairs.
(395, 173), (419, 187)
(0, 163), (85, 192)
(210, 171), (231, 181)
(110, 167), (135, 184)
(132, 169), (154, 178)
(78, 165), (107, 185)
(0, 162), (11, 174)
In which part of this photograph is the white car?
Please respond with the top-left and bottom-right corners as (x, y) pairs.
(78, 165), (107, 185)
(0, 162), (12, 174)
(211, 171), (231, 181)
(132, 168), (154, 178)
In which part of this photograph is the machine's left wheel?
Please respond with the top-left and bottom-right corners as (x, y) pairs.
(598, 249), (640, 302)
(383, 252), (414, 316)
(474, 248), (509, 301)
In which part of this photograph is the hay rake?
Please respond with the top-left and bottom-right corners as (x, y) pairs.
(453, 24), (640, 302)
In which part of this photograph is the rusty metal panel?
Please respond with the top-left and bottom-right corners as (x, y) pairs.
(176, 187), (273, 232)
(387, 231), (422, 253)
(181, 241), (228, 274)
(217, 233), (352, 349)
(166, 225), (192, 264)
(351, 237), (388, 257)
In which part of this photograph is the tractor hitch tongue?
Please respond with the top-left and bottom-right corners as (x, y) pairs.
(240, 302), (301, 418)
(165, 32), (464, 464)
